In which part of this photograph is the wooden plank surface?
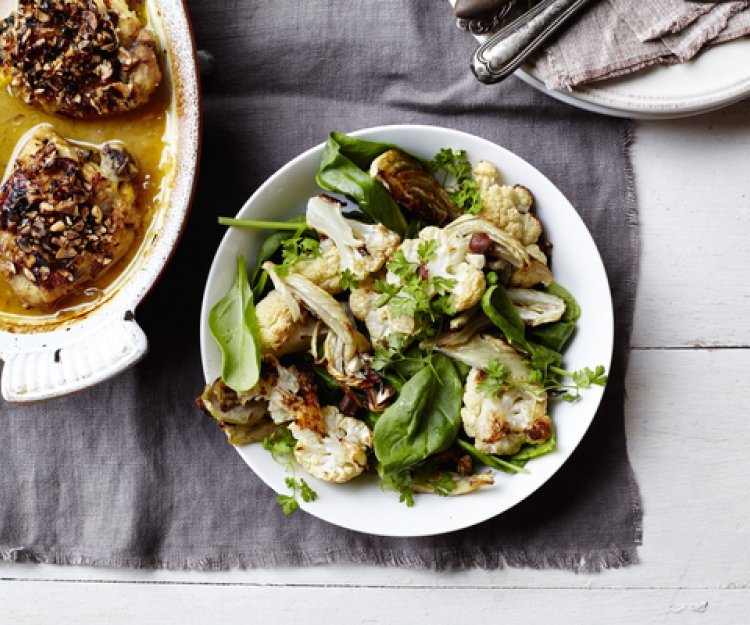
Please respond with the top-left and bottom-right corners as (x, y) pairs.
(0, 583), (743, 624)
(631, 100), (750, 348)
(2, 104), (750, 620)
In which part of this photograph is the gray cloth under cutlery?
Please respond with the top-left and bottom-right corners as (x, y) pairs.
(0, 0), (642, 571)
(535, 0), (750, 90)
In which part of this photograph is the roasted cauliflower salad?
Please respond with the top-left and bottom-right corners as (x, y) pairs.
(197, 132), (607, 513)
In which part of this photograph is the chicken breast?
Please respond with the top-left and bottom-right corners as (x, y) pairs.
(0, 125), (140, 307)
(0, 0), (161, 118)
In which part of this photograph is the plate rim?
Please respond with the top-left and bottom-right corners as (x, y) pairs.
(199, 123), (615, 537)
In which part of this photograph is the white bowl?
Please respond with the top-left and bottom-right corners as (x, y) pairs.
(200, 125), (613, 537)
(0, 0), (201, 402)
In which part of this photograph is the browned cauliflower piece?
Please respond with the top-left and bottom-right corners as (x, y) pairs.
(289, 406), (373, 483)
(473, 161), (541, 246)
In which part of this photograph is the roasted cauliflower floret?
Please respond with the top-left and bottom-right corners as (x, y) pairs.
(196, 357), (320, 445)
(288, 239), (343, 294)
(452, 261), (487, 312)
(470, 163), (553, 288)
(219, 355), (318, 426)
(473, 161), (541, 246)
(349, 279), (378, 321)
(254, 290), (318, 356)
(306, 194), (400, 281)
(256, 290), (296, 353)
(393, 225), (487, 312)
(350, 278), (416, 344)
(289, 406), (373, 483)
(462, 367), (552, 456)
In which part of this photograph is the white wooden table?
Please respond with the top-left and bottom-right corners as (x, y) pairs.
(2, 101), (749, 623)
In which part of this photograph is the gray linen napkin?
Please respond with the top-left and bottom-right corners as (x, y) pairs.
(0, 0), (641, 571)
(537, 0), (750, 90)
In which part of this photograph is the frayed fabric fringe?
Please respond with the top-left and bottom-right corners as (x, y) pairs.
(1, 546), (639, 573)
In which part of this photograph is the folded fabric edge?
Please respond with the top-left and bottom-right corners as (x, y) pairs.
(714, 10), (750, 44)
(662, 2), (749, 61)
(635, 4), (713, 42)
(542, 49), (675, 92)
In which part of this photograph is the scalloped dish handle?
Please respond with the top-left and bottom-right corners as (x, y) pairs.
(0, 316), (148, 403)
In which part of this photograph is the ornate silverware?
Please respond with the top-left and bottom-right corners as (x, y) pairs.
(470, 0), (594, 84)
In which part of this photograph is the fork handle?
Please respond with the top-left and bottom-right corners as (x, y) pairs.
(471, 0), (593, 84)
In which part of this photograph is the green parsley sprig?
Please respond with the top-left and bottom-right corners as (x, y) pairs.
(276, 477), (318, 515)
(276, 234), (321, 276)
(429, 148), (483, 215)
(339, 268), (361, 290)
(262, 428), (319, 515)
(551, 365), (608, 402)
(477, 359), (608, 403)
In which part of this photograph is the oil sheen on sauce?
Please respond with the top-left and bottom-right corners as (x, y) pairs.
(0, 19), (171, 327)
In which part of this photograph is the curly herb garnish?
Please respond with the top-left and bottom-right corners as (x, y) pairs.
(429, 148), (483, 215)
(262, 429), (319, 515)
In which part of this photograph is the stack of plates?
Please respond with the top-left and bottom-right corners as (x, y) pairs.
(452, 1), (750, 119)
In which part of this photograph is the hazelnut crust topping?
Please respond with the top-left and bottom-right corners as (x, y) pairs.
(0, 125), (140, 307)
(0, 0), (161, 118)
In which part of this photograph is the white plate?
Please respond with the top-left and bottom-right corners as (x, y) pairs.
(451, 0), (750, 119)
(519, 38), (750, 119)
(200, 125), (614, 537)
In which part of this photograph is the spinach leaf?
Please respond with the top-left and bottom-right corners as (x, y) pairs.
(316, 133), (408, 235)
(481, 277), (563, 381)
(547, 282), (581, 322)
(455, 439), (529, 474)
(390, 345), (427, 380)
(403, 217), (424, 240)
(529, 283), (580, 352)
(329, 131), (430, 170)
(507, 428), (556, 465)
(530, 321), (576, 352)
(328, 132), (402, 170)
(481, 280), (527, 350)
(249, 214), (308, 298)
(374, 354), (462, 474)
(209, 257), (261, 392)
(452, 359), (472, 382)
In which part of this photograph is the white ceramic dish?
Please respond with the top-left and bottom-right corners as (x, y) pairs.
(0, 0), (201, 402)
(518, 38), (750, 120)
(200, 124), (614, 537)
